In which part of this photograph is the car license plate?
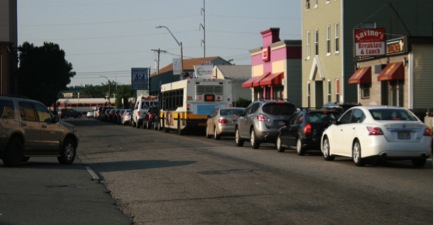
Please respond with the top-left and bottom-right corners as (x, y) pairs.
(398, 131), (410, 139)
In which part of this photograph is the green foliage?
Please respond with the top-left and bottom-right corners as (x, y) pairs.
(233, 97), (251, 108)
(17, 42), (75, 106)
(115, 85), (134, 109)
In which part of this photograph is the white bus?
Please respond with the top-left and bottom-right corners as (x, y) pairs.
(160, 78), (233, 134)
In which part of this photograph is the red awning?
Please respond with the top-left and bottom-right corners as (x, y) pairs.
(348, 67), (371, 84)
(259, 72), (283, 86)
(377, 62), (404, 81)
(241, 73), (270, 88)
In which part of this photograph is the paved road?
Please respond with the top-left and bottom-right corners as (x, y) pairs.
(0, 156), (132, 225)
(73, 119), (432, 225)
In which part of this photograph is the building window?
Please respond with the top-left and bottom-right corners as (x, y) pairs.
(306, 31), (311, 59)
(315, 30), (319, 55)
(327, 80), (332, 102)
(360, 84), (370, 99)
(334, 23), (339, 53)
(389, 80), (404, 107)
(326, 25), (331, 55)
(314, 0), (318, 7)
(335, 79), (340, 103)
(306, 0), (310, 9)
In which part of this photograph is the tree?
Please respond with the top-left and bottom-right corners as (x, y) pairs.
(17, 42), (75, 106)
(115, 84), (134, 109)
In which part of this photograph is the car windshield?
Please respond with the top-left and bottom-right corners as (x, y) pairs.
(220, 109), (244, 116)
(308, 111), (338, 123)
(369, 109), (418, 121)
(262, 103), (296, 116)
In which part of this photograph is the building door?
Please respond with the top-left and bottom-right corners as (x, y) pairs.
(315, 81), (324, 108)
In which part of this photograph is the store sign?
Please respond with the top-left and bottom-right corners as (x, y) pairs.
(262, 46), (270, 62)
(386, 37), (407, 55)
(131, 67), (149, 90)
(194, 64), (214, 79)
(354, 28), (386, 57)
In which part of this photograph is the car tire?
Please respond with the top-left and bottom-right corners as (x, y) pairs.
(3, 136), (23, 167)
(57, 137), (76, 165)
(411, 158), (427, 168)
(352, 140), (365, 167)
(213, 127), (221, 140)
(296, 138), (306, 156)
(235, 128), (244, 147)
(276, 133), (285, 152)
(250, 129), (260, 149)
(322, 137), (335, 161)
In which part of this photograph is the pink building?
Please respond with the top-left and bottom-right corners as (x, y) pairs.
(243, 28), (302, 106)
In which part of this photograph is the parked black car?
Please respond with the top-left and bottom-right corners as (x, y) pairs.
(143, 106), (160, 129)
(59, 108), (82, 119)
(276, 108), (340, 155)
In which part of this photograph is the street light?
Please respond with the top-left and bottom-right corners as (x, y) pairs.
(100, 75), (111, 104)
(156, 25), (183, 78)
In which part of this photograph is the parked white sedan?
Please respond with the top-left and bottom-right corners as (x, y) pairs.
(321, 106), (432, 167)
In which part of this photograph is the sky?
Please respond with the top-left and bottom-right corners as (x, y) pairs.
(18, 0), (301, 87)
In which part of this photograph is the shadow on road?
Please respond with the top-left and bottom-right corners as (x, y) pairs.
(87, 159), (197, 172)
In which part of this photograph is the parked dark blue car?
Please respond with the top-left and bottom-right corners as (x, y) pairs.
(276, 108), (340, 155)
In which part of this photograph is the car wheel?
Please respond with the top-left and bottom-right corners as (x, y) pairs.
(250, 129), (260, 149)
(322, 137), (335, 161)
(58, 137), (76, 165)
(276, 134), (285, 152)
(3, 136), (23, 167)
(296, 138), (306, 156)
(352, 140), (365, 167)
(213, 127), (221, 140)
(22, 156), (30, 162)
(235, 128), (244, 147)
(411, 158), (427, 168)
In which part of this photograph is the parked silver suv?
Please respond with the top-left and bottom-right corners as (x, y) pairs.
(235, 100), (297, 149)
(0, 96), (79, 166)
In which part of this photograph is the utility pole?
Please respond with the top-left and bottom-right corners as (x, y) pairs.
(151, 48), (167, 75)
(200, 0), (206, 58)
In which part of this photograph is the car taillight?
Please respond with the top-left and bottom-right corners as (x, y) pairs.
(257, 114), (267, 121)
(424, 128), (432, 136)
(149, 114), (153, 119)
(218, 118), (228, 124)
(367, 126), (384, 135)
(138, 111), (141, 116)
(304, 123), (312, 136)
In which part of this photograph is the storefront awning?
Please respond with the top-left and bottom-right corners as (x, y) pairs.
(259, 72), (283, 86)
(241, 73), (270, 88)
(377, 62), (404, 81)
(348, 67), (371, 84)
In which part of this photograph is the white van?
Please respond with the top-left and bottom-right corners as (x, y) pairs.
(132, 95), (158, 128)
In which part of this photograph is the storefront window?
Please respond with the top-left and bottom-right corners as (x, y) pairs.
(360, 83), (370, 99)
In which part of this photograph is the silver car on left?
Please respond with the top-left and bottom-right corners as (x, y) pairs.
(206, 107), (245, 140)
(0, 96), (79, 167)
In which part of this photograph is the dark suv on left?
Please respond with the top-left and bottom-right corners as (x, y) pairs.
(235, 100), (297, 149)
